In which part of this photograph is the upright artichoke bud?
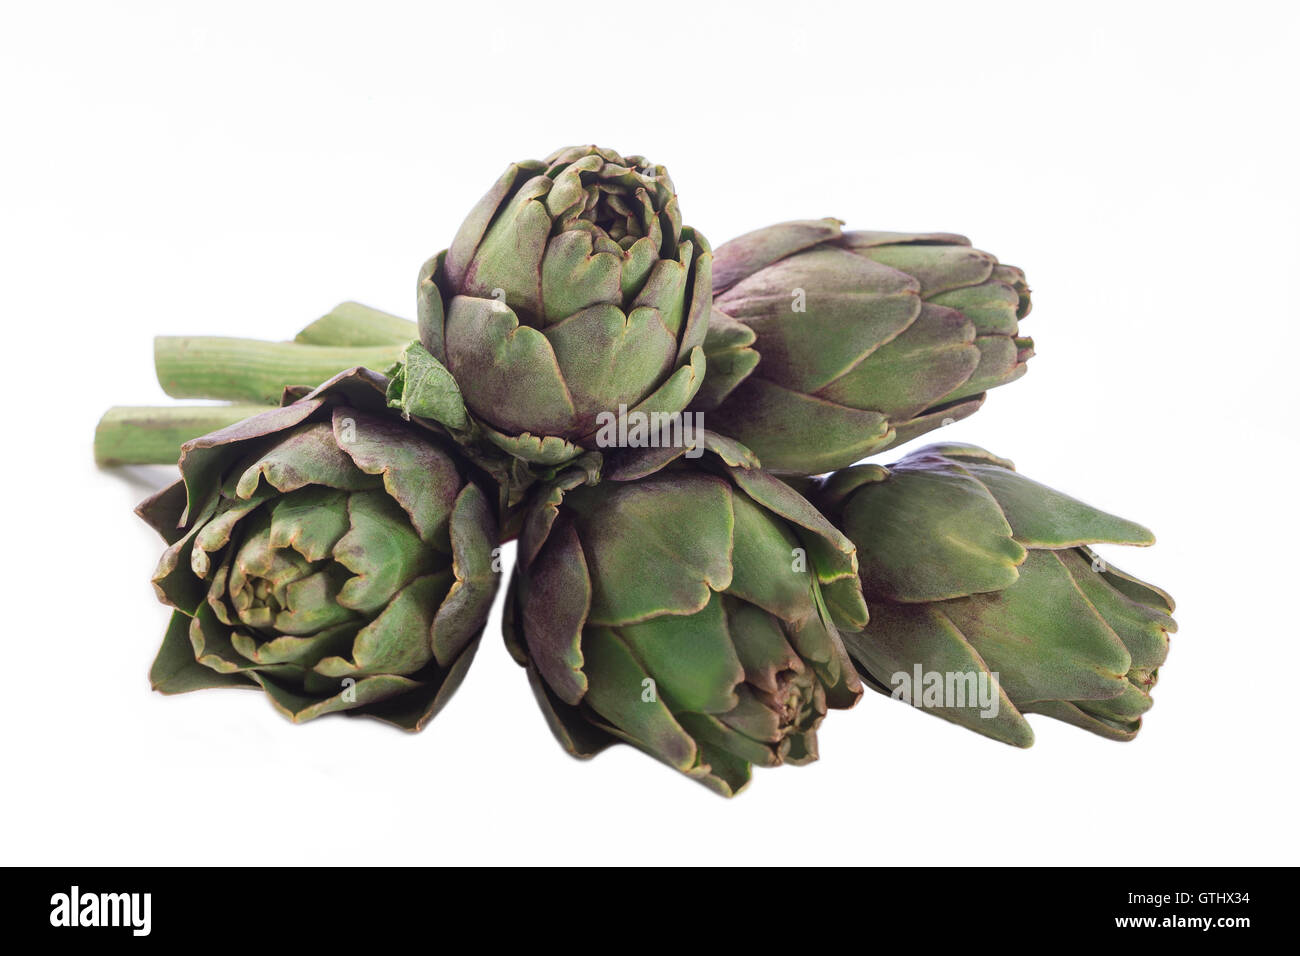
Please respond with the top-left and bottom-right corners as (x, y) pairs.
(698, 219), (1032, 475)
(815, 444), (1175, 747)
(502, 442), (868, 796)
(414, 145), (710, 467)
(139, 368), (500, 730)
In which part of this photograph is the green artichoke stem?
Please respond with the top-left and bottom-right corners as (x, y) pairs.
(294, 301), (418, 347)
(94, 404), (273, 465)
(155, 336), (405, 404)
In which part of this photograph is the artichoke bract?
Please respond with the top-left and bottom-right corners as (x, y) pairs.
(139, 368), (499, 730)
(502, 440), (869, 796)
(698, 219), (1032, 475)
(414, 145), (710, 467)
(815, 444), (1175, 747)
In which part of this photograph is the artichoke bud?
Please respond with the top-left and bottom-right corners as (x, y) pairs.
(701, 219), (1033, 475)
(424, 145), (710, 465)
(815, 443), (1176, 747)
(502, 452), (868, 796)
(139, 368), (500, 730)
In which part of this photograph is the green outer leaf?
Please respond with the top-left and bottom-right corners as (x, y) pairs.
(150, 610), (258, 694)
(360, 637), (483, 732)
(136, 479), (189, 544)
(678, 710), (778, 768)
(1096, 557), (1176, 614)
(444, 159), (547, 292)
(540, 229), (624, 319)
(940, 551), (1132, 704)
(819, 304), (978, 417)
(623, 345), (705, 428)
(855, 243), (995, 298)
(460, 174), (551, 316)
(1022, 698), (1142, 742)
(565, 473), (734, 626)
(177, 400), (322, 523)
(334, 405), (460, 547)
(725, 491), (815, 624)
(232, 421), (373, 499)
(726, 600), (802, 693)
(692, 309), (758, 411)
(253, 669), (421, 725)
(719, 247), (922, 393)
(930, 281), (1021, 335)
(430, 482), (499, 668)
(151, 495), (219, 614)
(541, 304), (676, 422)
(963, 463), (1156, 548)
(617, 592), (744, 714)
(229, 621), (355, 668)
(730, 466), (867, 629)
(839, 458), (1026, 602)
(881, 395), (984, 452)
(522, 664), (618, 758)
(267, 486), (349, 562)
(1060, 549), (1171, 673)
(711, 218), (843, 294)
(316, 572), (445, 677)
(706, 375), (893, 475)
(844, 603), (1034, 748)
(580, 627), (700, 774)
(386, 342), (469, 431)
(677, 228), (712, 362)
(417, 253), (448, 364)
(332, 490), (435, 615)
(521, 519), (591, 705)
(444, 294), (578, 438)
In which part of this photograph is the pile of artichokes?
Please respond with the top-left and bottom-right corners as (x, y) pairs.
(96, 145), (1176, 795)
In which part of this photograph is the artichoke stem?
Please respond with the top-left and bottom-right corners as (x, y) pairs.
(94, 404), (273, 466)
(154, 336), (404, 404)
(294, 302), (417, 347)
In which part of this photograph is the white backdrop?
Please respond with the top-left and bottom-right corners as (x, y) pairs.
(3, 0), (1296, 865)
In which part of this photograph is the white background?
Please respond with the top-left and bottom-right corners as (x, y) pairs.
(2, 1), (1296, 866)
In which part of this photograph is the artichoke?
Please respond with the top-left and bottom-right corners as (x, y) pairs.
(697, 219), (1032, 475)
(502, 440), (868, 795)
(411, 145), (711, 468)
(140, 368), (499, 729)
(814, 444), (1175, 746)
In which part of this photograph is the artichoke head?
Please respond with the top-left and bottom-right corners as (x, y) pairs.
(414, 145), (711, 468)
(140, 368), (500, 730)
(816, 443), (1175, 746)
(698, 219), (1032, 475)
(503, 446), (868, 796)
